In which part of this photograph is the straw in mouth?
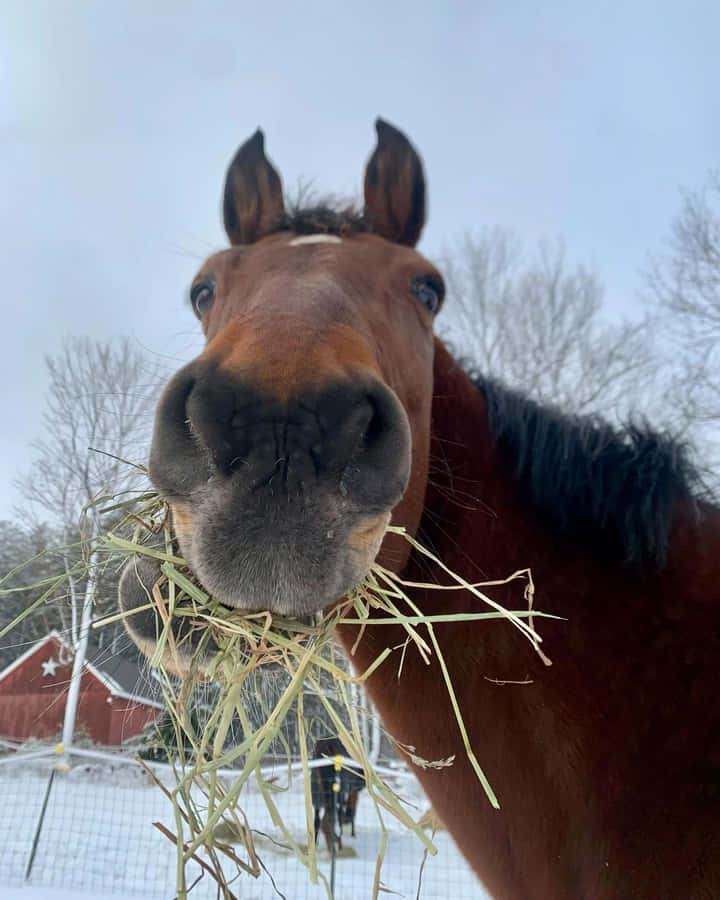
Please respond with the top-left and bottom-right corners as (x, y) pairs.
(2, 489), (555, 900)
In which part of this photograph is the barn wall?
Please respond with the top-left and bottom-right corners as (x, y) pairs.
(0, 683), (112, 743)
(77, 690), (112, 743)
(0, 693), (66, 741)
(108, 700), (160, 745)
(0, 642), (81, 695)
(0, 637), (158, 745)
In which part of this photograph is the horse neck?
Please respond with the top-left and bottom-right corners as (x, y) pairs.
(403, 338), (601, 621)
(336, 338), (584, 766)
(341, 335), (582, 689)
(337, 340), (718, 898)
(335, 340), (632, 895)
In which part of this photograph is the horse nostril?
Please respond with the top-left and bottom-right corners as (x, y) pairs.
(360, 397), (386, 450)
(181, 374), (264, 475)
(344, 398), (376, 452)
(149, 367), (212, 499)
(332, 382), (411, 510)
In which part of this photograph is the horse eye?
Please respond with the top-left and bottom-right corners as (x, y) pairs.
(411, 275), (444, 315)
(190, 279), (216, 318)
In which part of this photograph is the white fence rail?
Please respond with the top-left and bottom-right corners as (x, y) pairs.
(1, 746), (486, 900)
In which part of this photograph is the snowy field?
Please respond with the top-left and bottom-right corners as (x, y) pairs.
(1, 757), (490, 900)
(6, 890), (148, 900)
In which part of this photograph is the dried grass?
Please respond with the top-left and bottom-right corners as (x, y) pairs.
(2, 489), (556, 900)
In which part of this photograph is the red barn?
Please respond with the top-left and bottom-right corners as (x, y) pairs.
(0, 631), (163, 745)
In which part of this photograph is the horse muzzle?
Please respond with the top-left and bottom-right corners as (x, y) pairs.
(132, 359), (411, 616)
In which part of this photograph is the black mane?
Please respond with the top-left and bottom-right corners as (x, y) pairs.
(471, 374), (706, 569)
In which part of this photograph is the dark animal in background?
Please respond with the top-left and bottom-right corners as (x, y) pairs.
(310, 737), (366, 851)
(340, 762), (365, 838)
(311, 737), (343, 852)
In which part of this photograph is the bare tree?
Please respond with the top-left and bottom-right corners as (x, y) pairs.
(441, 229), (668, 424)
(0, 519), (67, 669)
(646, 172), (720, 471)
(17, 336), (163, 632)
(18, 338), (159, 530)
(14, 337), (162, 758)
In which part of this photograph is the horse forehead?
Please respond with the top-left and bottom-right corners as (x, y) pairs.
(208, 232), (416, 317)
(250, 270), (353, 309)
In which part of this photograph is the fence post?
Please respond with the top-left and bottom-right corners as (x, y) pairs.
(330, 753), (343, 896)
(61, 512), (99, 768)
(25, 746), (65, 881)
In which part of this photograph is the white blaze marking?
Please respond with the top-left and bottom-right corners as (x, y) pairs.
(289, 234), (342, 246)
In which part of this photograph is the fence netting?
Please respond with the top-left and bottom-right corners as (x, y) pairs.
(1, 750), (486, 899)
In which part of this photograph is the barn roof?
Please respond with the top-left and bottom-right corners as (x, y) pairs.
(87, 646), (164, 708)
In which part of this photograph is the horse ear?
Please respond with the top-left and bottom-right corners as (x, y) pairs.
(363, 118), (426, 247)
(223, 129), (285, 245)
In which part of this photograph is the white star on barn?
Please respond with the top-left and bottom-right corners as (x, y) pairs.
(41, 657), (59, 677)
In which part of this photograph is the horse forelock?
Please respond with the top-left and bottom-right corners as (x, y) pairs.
(269, 203), (371, 238)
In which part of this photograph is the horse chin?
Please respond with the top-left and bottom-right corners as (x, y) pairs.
(173, 492), (391, 618)
(118, 503), (389, 670)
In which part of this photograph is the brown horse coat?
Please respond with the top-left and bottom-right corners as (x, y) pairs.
(119, 119), (720, 899)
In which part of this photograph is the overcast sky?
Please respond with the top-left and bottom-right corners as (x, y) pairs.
(2, 0), (718, 520)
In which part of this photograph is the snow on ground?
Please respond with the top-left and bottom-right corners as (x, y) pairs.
(6, 890), (148, 900)
(1, 758), (491, 899)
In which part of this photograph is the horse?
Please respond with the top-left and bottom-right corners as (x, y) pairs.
(340, 760), (365, 838)
(309, 736), (365, 852)
(118, 119), (720, 899)
(310, 736), (344, 852)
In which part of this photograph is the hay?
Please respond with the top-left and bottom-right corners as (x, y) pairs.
(2, 489), (556, 900)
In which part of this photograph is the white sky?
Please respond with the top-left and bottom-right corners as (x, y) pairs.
(2, 0), (718, 518)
